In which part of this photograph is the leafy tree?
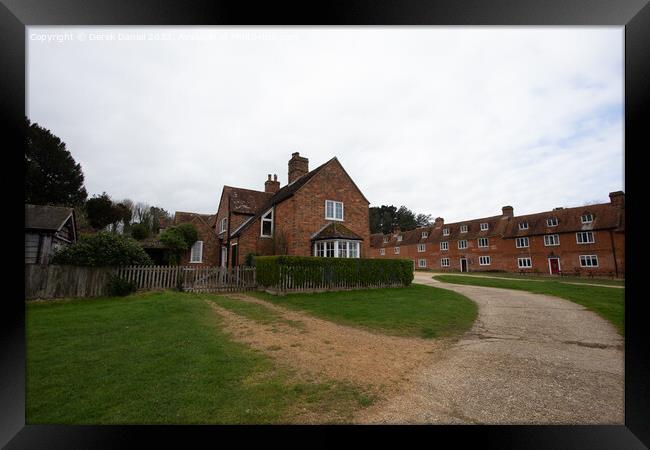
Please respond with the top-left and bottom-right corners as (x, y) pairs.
(84, 193), (123, 230)
(150, 206), (171, 234)
(51, 232), (153, 266)
(415, 213), (433, 228)
(370, 205), (432, 233)
(25, 117), (88, 206)
(159, 223), (198, 265)
(396, 206), (418, 231)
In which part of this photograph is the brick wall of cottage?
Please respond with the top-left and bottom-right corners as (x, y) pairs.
(177, 216), (220, 266)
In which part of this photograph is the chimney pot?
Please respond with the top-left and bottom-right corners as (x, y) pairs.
(502, 206), (514, 217)
(434, 217), (444, 228)
(288, 152), (309, 184)
(264, 172), (281, 193)
(609, 191), (625, 208)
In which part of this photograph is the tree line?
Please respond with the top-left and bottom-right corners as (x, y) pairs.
(370, 205), (433, 234)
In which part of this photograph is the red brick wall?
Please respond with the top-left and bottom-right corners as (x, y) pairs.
(176, 216), (220, 266)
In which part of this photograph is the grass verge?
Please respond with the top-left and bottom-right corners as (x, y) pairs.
(433, 274), (624, 336)
(26, 291), (373, 424)
(249, 284), (477, 339)
(429, 271), (624, 286)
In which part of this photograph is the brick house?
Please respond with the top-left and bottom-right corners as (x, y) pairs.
(369, 191), (625, 277)
(213, 153), (370, 267)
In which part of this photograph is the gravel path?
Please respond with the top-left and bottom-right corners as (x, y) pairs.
(356, 272), (624, 424)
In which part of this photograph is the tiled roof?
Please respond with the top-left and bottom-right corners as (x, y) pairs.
(502, 203), (623, 238)
(25, 204), (74, 231)
(311, 223), (364, 241)
(224, 186), (273, 215)
(173, 211), (214, 228)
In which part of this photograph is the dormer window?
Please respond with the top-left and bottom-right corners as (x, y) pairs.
(518, 221), (529, 230)
(443, 228), (450, 236)
(325, 200), (344, 221)
(581, 214), (593, 224)
(383, 236), (389, 244)
(480, 223), (489, 231)
(397, 235), (402, 242)
(261, 208), (274, 237)
(219, 217), (227, 233)
(460, 225), (468, 233)
(421, 231), (428, 239)
(546, 217), (558, 227)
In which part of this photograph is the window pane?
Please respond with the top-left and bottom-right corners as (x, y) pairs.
(335, 202), (343, 219)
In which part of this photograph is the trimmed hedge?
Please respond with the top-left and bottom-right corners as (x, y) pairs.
(255, 256), (413, 289)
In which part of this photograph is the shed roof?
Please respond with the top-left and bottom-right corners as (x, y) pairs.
(25, 204), (74, 232)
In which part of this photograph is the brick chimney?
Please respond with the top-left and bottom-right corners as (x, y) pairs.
(264, 174), (280, 194)
(502, 206), (514, 217)
(609, 191), (625, 208)
(288, 152), (309, 184)
(434, 217), (444, 228)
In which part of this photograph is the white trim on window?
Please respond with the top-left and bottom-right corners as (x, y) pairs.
(581, 214), (593, 224)
(383, 236), (389, 243)
(440, 241), (448, 251)
(579, 255), (599, 267)
(458, 239), (468, 249)
(544, 234), (560, 246)
(518, 221), (529, 230)
(576, 231), (595, 244)
(260, 208), (274, 237)
(421, 231), (428, 239)
(546, 217), (558, 227)
(314, 240), (360, 258)
(417, 243), (426, 252)
(516, 237), (529, 248)
(325, 200), (344, 221)
(379, 248), (385, 255)
(480, 223), (488, 231)
(518, 257), (532, 268)
(443, 228), (450, 236)
(478, 255), (491, 266)
(418, 259), (427, 268)
(441, 258), (450, 267)
(394, 246), (400, 254)
(190, 240), (203, 263)
(219, 217), (227, 233)
(478, 237), (488, 248)
(397, 235), (402, 242)
(460, 225), (468, 233)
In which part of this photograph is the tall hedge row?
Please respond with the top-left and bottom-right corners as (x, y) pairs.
(255, 256), (413, 289)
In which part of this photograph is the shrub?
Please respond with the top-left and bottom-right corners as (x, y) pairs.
(105, 274), (137, 296)
(52, 232), (153, 267)
(245, 253), (259, 266)
(159, 223), (199, 265)
(130, 222), (150, 240)
(256, 256), (413, 289)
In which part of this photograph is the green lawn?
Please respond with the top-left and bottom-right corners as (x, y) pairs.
(433, 274), (624, 336)
(429, 271), (624, 286)
(249, 284), (478, 339)
(26, 291), (372, 424)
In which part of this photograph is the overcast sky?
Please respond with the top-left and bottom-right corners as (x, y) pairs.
(27, 27), (623, 223)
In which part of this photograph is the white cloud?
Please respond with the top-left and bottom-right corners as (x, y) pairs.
(28, 27), (623, 220)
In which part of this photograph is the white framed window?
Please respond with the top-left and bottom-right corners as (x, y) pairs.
(443, 228), (450, 236)
(260, 208), (273, 237)
(518, 222), (529, 230)
(315, 240), (360, 258)
(421, 231), (428, 239)
(379, 248), (385, 255)
(458, 240), (468, 249)
(190, 240), (203, 263)
(516, 237), (529, 248)
(349, 241), (359, 258)
(478, 237), (488, 248)
(580, 255), (599, 267)
(219, 217), (227, 233)
(325, 241), (335, 257)
(576, 231), (595, 244)
(315, 242), (325, 257)
(518, 257), (532, 268)
(440, 241), (448, 251)
(417, 243), (426, 252)
(460, 225), (468, 233)
(441, 258), (450, 267)
(394, 247), (400, 254)
(325, 200), (344, 221)
(338, 241), (348, 258)
(546, 217), (558, 227)
(418, 259), (427, 268)
(480, 223), (489, 231)
(397, 235), (402, 242)
(544, 234), (560, 246)
(581, 214), (593, 224)
(479, 256), (491, 266)
(383, 236), (389, 243)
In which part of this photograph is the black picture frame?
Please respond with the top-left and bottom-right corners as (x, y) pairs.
(3, 1), (648, 448)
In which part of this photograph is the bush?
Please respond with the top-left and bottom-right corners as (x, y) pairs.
(52, 231), (153, 267)
(130, 222), (150, 240)
(255, 256), (413, 289)
(159, 223), (199, 265)
(245, 253), (258, 266)
(105, 274), (137, 296)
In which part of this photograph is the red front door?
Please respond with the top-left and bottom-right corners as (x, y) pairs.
(549, 258), (560, 275)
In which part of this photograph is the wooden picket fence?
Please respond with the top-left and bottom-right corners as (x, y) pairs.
(25, 264), (116, 299)
(269, 265), (406, 294)
(116, 265), (257, 293)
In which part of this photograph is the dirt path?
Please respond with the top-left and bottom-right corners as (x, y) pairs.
(356, 273), (624, 424)
(206, 294), (450, 392)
